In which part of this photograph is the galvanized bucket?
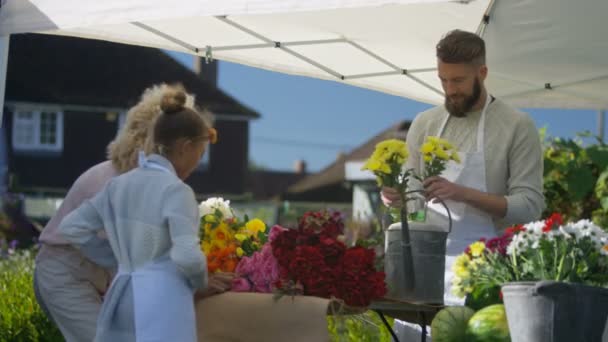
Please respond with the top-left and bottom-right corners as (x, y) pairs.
(384, 221), (449, 304)
(502, 281), (608, 342)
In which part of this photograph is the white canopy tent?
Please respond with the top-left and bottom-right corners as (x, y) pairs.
(1, 0), (607, 136)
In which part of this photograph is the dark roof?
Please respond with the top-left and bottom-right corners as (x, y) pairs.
(246, 170), (307, 200)
(6, 34), (259, 118)
(287, 120), (411, 194)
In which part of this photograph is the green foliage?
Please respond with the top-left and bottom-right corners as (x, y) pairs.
(542, 132), (608, 227)
(327, 311), (394, 342)
(0, 250), (63, 342)
(465, 286), (502, 311)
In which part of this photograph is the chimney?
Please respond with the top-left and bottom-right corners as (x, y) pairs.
(294, 160), (307, 174)
(193, 56), (218, 86)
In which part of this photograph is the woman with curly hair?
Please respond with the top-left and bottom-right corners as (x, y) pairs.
(33, 84), (229, 342)
(59, 88), (220, 341)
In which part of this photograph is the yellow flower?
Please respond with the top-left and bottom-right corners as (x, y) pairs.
(435, 148), (449, 160)
(210, 239), (227, 251)
(450, 152), (461, 163)
(236, 247), (244, 257)
(201, 241), (212, 254)
(204, 215), (217, 223)
(375, 139), (408, 160)
(234, 233), (248, 242)
(469, 241), (486, 257)
(454, 265), (469, 278)
(427, 136), (440, 144)
(362, 158), (381, 171)
(423, 155), (432, 163)
(245, 218), (266, 235)
(452, 254), (471, 275)
(420, 142), (434, 154)
(210, 224), (233, 242)
(438, 138), (453, 149)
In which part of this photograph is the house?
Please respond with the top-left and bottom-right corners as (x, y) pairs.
(1, 33), (260, 201)
(285, 120), (411, 219)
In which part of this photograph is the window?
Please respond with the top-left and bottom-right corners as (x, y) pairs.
(117, 111), (127, 133)
(12, 110), (64, 152)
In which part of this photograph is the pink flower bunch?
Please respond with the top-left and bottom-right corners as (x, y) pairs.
(231, 226), (283, 293)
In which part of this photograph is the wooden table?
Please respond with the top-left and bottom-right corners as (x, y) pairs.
(369, 298), (444, 342)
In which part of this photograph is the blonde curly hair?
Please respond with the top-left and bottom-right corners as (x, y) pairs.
(107, 83), (214, 173)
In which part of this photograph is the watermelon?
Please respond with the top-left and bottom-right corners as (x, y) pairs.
(466, 304), (511, 342)
(431, 306), (475, 342)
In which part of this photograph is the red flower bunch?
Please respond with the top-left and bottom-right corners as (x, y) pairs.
(466, 224), (527, 256)
(271, 210), (386, 307)
(542, 213), (563, 233)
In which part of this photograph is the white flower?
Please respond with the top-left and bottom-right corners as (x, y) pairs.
(524, 220), (546, 235)
(199, 197), (233, 219)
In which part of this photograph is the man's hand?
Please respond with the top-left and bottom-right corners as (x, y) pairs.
(381, 186), (402, 208)
(423, 176), (508, 218)
(423, 176), (466, 203)
(195, 272), (235, 300)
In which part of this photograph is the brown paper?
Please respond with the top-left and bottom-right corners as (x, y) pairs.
(196, 292), (331, 342)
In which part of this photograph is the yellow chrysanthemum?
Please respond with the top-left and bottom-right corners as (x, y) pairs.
(362, 158), (382, 171)
(423, 155), (432, 163)
(210, 239), (227, 251)
(453, 254), (471, 270)
(451, 152), (461, 163)
(435, 148), (450, 160)
(420, 142), (434, 154)
(201, 241), (212, 254)
(234, 233), (248, 242)
(245, 218), (266, 236)
(454, 265), (470, 278)
(437, 138), (453, 149)
(236, 247), (244, 257)
(375, 139), (408, 160)
(469, 241), (486, 257)
(210, 224), (233, 242)
(427, 136), (440, 144)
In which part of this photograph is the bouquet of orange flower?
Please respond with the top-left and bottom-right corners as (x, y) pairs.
(199, 197), (268, 273)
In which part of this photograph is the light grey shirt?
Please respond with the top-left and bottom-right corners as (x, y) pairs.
(39, 161), (118, 245)
(406, 98), (546, 231)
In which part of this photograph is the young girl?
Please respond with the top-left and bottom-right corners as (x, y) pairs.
(59, 89), (213, 341)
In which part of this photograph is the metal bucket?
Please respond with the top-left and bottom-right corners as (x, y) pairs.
(384, 221), (448, 304)
(502, 281), (608, 342)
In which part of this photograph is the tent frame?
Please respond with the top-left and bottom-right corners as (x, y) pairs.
(0, 0), (606, 141)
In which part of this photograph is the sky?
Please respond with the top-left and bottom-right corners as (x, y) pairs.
(167, 51), (606, 173)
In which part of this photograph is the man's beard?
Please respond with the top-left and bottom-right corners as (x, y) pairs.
(444, 78), (482, 117)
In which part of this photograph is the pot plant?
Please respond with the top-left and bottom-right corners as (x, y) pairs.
(451, 214), (608, 341)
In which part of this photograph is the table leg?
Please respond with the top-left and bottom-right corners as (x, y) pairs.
(419, 312), (427, 342)
(374, 310), (399, 342)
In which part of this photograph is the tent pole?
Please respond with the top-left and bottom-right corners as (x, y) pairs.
(599, 109), (606, 143)
(0, 36), (9, 127)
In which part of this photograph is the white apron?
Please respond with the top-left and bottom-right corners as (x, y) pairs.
(394, 94), (497, 341)
(96, 153), (196, 342)
(427, 93), (496, 305)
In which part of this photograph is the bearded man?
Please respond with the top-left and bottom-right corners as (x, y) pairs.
(381, 29), (545, 341)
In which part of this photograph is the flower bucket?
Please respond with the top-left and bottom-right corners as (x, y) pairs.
(502, 281), (608, 342)
(384, 221), (448, 303)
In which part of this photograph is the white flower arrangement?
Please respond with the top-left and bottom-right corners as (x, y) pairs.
(507, 218), (608, 256)
(199, 197), (234, 219)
